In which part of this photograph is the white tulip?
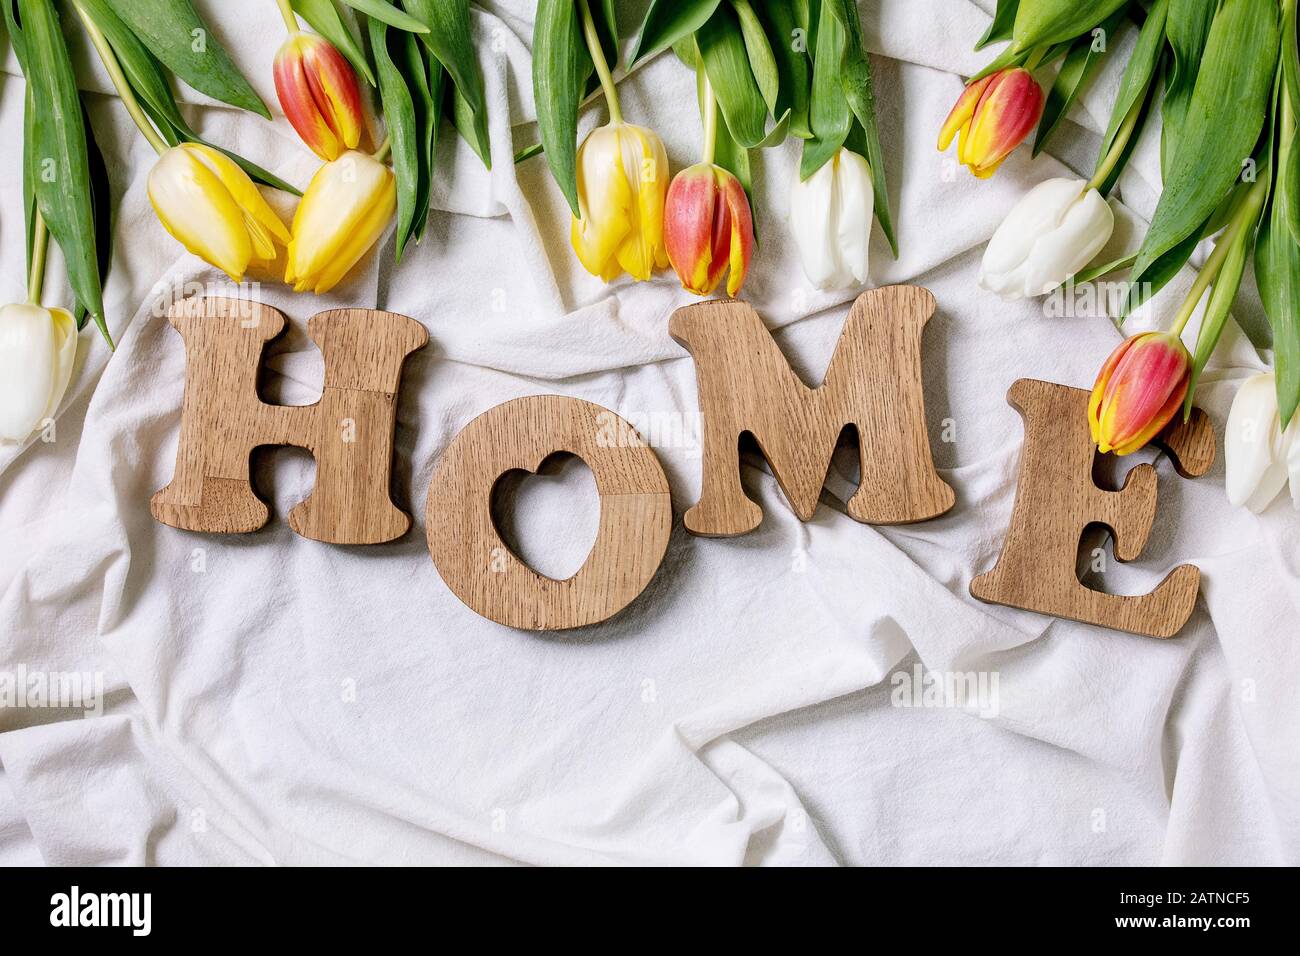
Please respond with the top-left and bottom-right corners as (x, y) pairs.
(1224, 371), (1300, 513)
(0, 302), (78, 444)
(790, 147), (874, 290)
(979, 177), (1114, 300)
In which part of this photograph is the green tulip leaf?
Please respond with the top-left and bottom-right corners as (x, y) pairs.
(1185, 201), (1261, 418)
(292, 0), (377, 86)
(698, 2), (770, 149)
(369, 16), (420, 260)
(74, 97), (114, 336)
(19, 0), (107, 340)
(111, 0), (269, 118)
(1282, 0), (1300, 245)
(338, 0), (428, 33)
(800, 0), (851, 179)
(533, 0), (590, 216)
(1094, 0), (1166, 177)
(400, 0), (485, 122)
(1130, 0), (1280, 301)
(1034, 5), (1126, 156)
(732, 0), (780, 115)
(451, 83), (492, 170)
(976, 0), (1020, 50)
(1012, 0), (1128, 52)
(630, 0), (723, 66)
(1122, 225), (1205, 319)
(1257, 79), (1300, 426)
(1161, 0), (1217, 178)
(753, 0), (811, 138)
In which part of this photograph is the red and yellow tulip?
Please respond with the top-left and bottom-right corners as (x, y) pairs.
(1088, 332), (1191, 455)
(663, 162), (754, 297)
(273, 32), (364, 162)
(937, 68), (1043, 179)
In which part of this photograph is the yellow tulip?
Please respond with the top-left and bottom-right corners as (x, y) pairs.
(147, 143), (290, 282)
(571, 122), (669, 282)
(286, 150), (396, 295)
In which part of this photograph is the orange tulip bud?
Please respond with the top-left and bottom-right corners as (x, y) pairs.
(937, 68), (1043, 179)
(663, 163), (754, 297)
(1088, 332), (1191, 456)
(274, 32), (364, 161)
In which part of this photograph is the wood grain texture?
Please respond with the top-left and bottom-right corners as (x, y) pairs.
(426, 395), (672, 630)
(151, 296), (427, 544)
(669, 285), (955, 536)
(969, 379), (1216, 639)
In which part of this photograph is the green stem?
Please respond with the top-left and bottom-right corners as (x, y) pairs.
(578, 0), (621, 124)
(372, 133), (392, 163)
(275, 0), (299, 33)
(698, 59), (718, 165)
(27, 209), (49, 306)
(1169, 173), (1270, 337)
(1088, 93), (1142, 192)
(74, 1), (168, 154)
(1024, 46), (1047, 71)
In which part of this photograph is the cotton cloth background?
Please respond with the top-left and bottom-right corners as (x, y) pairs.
(0, 0), (1295, 866)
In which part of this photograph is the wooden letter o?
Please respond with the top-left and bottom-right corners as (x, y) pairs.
(426, 395), (672, 630)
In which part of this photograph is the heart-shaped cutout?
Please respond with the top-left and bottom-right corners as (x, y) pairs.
(491, 452), (600, 581)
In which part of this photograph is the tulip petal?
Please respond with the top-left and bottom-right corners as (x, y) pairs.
(42, 307), (78, 426)
(571, 126), (633, 279)
(790, 158), (843, 289)
(185, 143), (291, 248)
(938, 75), (993, 152)
(833, 149), (873, 286)
(287, 151), (395, 293)
(963, 68), (1043, 174)
(720, 169), (754, 297)
(1225, 372), (1288, 511)
(614, 125), (668, 280)
(301, 35), (363, 154)
(275, 37), (342, 161)
(1020, 186), (1113, 297)
(0, 303), (59, 442)
(1286, 418), (1300, 509)
(149, 147), (253, 281)
(981, 178), (1114, 300)
(665, 164), (718, 294)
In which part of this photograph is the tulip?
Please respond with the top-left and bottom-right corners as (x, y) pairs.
(148, 143), (291, 283)
(1224, 372), (1300, 513)
(663, 162), (754, 296)
(789, 147), (875, 290)
(571, 122), (670, 282)
(980, 178), (1114, 300)
(286, 149), (397, 295)
(1088, 332), (1191, 456)
(273, 32), (364, 162)
(0, 303), (77, 444)
(937, 68), (1043, 178)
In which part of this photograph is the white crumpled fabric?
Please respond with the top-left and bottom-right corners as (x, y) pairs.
(0, 0), (1294, 866)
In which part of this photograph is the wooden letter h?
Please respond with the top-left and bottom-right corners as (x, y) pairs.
(150, 296), (427, 544)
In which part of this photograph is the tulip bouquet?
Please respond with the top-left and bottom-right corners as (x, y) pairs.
(530, 0), (895, 295)
(271, 0), (491, 289)
(4, 0), (290, 352)
(949, 0), (1300, 493)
